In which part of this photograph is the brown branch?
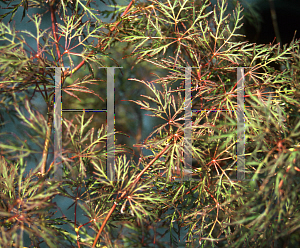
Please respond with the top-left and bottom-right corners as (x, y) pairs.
(92, 142), (170, 247)
(40, 96), (54, 175)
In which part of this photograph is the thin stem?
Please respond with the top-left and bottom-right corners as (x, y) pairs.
(37, 2), (61, 176)
(40, 97), (54, 175)
(92, 202), (118, 247)
(133, 143), (170, 185)
(50, 2), (63, 65)
(110, 0), (135, 33)
(68, 0), (135, 76)
(92, 142), (171, 247)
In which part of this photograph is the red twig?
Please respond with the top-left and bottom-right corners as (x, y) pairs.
(92, 201), (118, 247)
(110, 0), (135, 33)
(92, 142), (170, 247)
(49, 2), (62, 65)
(67, 0), (135, 77)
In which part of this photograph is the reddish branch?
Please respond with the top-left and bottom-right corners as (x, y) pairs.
(66, 0), (135, 78)
(40, 0), (135, 175)
(110, 0), (135, 33)
(50, 2), (62, 64)
(92, 142), (170, 247)
(39, 2), (62, 176)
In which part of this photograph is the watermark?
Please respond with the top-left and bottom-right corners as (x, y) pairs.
(172, 67), (248, 182)
(50, 66), (248, 182)
(48, 66), (122, 181)
(47, 66), (65, 181)
(237, 67), (246, 181)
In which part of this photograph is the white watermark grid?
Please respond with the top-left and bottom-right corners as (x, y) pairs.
(49, 66), (252, 181)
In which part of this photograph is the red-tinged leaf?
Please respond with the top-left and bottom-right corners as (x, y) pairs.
(62, 90), (82, 102)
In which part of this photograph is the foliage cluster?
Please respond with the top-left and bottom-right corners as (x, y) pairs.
(0, 0), (300, 247)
